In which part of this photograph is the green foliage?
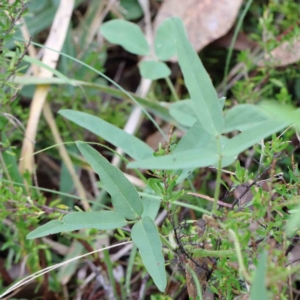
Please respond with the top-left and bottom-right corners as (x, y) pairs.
(169, 100), (197, 127)
(131, 217), (166, 292)
(3, 1), (300, 298)
(172, 18), (224, 136)
(141, 193), (161, 220)
(76, 142), (143, 220)
(223, 104), (270, 133)
(250, 252), (269, 299)
(120, 0), (143, 20)
(59, 110), (153, 160)
(287, 204), (300, 236)
(127, 18), (289, 171)
(100, 20), (150, 56)
(100, 18), (176, 81)
(0, 0), (27, 106)
(0, 181), (53, 278)
(154, 18), (177, 61)
(27, 211), (127, 239)
(222, 119), (288, 157)
(128, 147), (219, 170)
(139, 60), (171, 80)
(261, 101), (300, 131)
(0, 1), (52, 287)
(24, 16), (300, 297)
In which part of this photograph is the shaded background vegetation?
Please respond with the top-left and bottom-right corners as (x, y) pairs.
(1, 0), (300, 299)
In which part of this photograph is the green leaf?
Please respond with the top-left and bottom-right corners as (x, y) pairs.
(223, 119), (289, 157)
(120, 0), (143, 20)
(28, 0), (48, 13)
(213, 136), (237, 168)
(154, 18), (177, 61)
(286, 205), (300, 236)
(0, 115), (8, 131)
(174, 121), (216, 153)
(26, 211), (127, 239)
(2, 135), (23, 185)
(219, 97), (226, 110)
(260, 101), (300, 130)
(100, 20), (149, 56)
(175, 168), (194, 184)
(77, 142), (143, 220)
(250, 251), (269, 300)
(139, 61), (171, 80)
(131, 217), (166, 292)
(59, 110), (153, 160)
(174, 124), (235, 168)
(128, 148), (218, 170)
(169, 100), (197, 127)
(141, 194), (161, 221)
(127, 120), (232, 171)
(173, 123), (235, 169)
(223, 104), (270, 133)
(171, 17), (224, 135)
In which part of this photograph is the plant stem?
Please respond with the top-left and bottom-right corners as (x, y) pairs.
(188, 248), (235, 258)
(229, 229), (251, 282)
(165, 76), (179, 102)
(185, 263), (203, 300)
(172, 200), (212, 215)
(213, 156), (222, 215)
(125, 246), (137, 296)
(103, 248), (120, 300)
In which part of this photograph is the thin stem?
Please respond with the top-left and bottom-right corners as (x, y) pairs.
(229, 229), (251, 282)
(185, 263), (203, 300)
(103, 248), (120, 300)
(125, 246), (137, 296)
(213, 156), (222, 215)
(160, 234), (174, 250)
(223, 0), (253, 96)
(258, 139), (265, 173)
(172, 200), (212, 215)
(186, 247), (235, 258)
(165, 76), (179, 102)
